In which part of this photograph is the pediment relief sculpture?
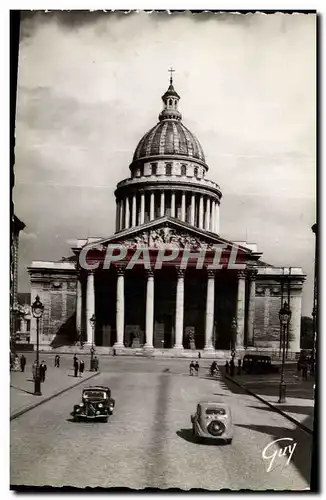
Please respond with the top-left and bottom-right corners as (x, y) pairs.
(120, 227), (215, 250)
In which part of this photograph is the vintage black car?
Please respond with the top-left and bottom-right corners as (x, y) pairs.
(72, 386), (115, 422)
(242, 354), (279, 374)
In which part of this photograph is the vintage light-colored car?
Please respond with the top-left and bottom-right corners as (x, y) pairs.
(72, 386), (115, 422)
(191, 401), (233, 444)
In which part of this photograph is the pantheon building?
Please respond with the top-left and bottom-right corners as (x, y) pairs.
(28, 77), (305, 356)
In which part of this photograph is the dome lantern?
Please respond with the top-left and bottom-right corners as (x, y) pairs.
(159, 68), (182, 122)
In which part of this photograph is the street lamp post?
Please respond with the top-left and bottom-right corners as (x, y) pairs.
(31, 295), (44, 396)
(89, 314), (96, 371)
(278, 301), (292, 403)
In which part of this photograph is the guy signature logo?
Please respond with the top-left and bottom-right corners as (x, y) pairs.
(262, 437), (297, 472)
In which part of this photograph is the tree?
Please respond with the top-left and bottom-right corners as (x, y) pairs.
(300, 316), (314, 349)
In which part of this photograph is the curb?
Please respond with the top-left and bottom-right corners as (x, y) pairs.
(223, 374), (313, 435)
(10, 371), (100, 421)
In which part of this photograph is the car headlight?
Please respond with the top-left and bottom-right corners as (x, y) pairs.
(79, 403), (84, 407)
(98, 403), (103, 408)
(96, 411), (101, 415)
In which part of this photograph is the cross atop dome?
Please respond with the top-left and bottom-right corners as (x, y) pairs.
(169, 67), (175, 85)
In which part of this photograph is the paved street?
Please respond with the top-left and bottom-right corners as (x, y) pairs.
(11, 357), (312, 490)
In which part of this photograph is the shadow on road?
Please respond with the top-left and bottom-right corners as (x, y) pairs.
(248, 404), (313, 417)
(176, 428), (230, 446)
(235, 422), (312, 484)
(10, 385), (34, 395)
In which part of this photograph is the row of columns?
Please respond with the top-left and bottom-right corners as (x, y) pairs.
(116, 191), (220, 234)
(76, 268), (257, 349)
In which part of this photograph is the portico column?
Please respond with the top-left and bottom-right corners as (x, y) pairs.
(247, 269), (257, 346)
(181, 192), (186, 222)
(144, 269), (154, 349)
(204, 270), (215, 351)
(140, 193), (145, 224)
(190, 194), (195, 226)
(199, 195), (204, 229)
(131, 195), (137, 227)
(211, 200), (216, 232)
(114, 267), (125, 347)
(150, 192), (155, 220)
(160, 191), (165, 217)
(86, 271), (95, 345)
(76, 275), (82, 343)
(171, 192), (176, 217)
(173, 269), (184, 350)
(205, 198), (211, 231)
(236, 270), (246, 349)
(125, 197), (130, 229)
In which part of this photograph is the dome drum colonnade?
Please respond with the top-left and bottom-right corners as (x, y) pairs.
(114, 76), (222, 234)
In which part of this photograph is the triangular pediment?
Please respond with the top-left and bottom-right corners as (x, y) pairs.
(81, 217), (258, 256)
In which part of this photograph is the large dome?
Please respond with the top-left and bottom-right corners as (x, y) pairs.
(133, 120), (206, 163)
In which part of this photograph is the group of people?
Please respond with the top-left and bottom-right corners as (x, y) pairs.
(297, 351), (315, 380)
(189, 361), (200, 376)
(225, 358), (242, 377)
(73, 355), (85, 377)
(32, 360), (47, 382)
(10, 353), (26, 372)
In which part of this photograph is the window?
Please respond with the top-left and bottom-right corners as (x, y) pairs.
(166, 164), (172, 176)
(181, 164), (187, 176)
(151, 163), (157, 176)
(169, 98), (172, 107)
(194, 167), (198, 178)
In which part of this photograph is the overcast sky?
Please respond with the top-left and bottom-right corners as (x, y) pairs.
(14, 11), (316, 316)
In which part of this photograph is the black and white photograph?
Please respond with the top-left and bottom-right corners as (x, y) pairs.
(10, 10), (317, 491)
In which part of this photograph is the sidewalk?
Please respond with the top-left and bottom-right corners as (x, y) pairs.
(10, 365), (99, 419)
(219, 366), (315, 433)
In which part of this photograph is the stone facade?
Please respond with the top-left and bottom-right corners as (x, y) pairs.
(27, 78), (306, 354)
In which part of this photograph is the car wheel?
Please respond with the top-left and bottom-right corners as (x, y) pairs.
(74, 416), (80, 422)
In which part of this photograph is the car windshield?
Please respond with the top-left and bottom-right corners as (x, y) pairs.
(83, 391), (106, 399)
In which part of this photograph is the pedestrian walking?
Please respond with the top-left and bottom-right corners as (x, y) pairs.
(225, 361), (229, 375)
(237, 358), (241, 375)
(189, 361), (195, 376)
(10, 351), (15, 371)
(93, 356), (99, 372)
(39, 361), (47, 382)
(194, 361), (199, 376)
(74, 357), (79, 377)
(73, 354), (78, 368)
(198, 352), (201, 359)
(54, 354), (60, 368)
(230, 359), (235, 377)
(302, 362), (308, 381)
(79, 359), (84, 376)
(20, 354), (26, 372)
(13, 354), (20, 372)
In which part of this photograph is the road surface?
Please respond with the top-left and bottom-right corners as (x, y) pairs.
(11, 358), (311, 490)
